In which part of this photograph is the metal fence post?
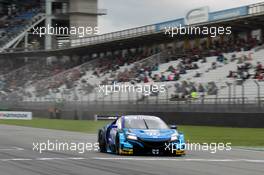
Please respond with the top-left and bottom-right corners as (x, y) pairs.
(166, 87), (169, 105)
(242, 82), (245, 105)
(136, 91), (139, 112)
(201, 92), (204, 105)
(87, 93), (90, 105)
(226, 82), (232, 105)
(110, 91), (113, 103)
(119, 90), (121, 105)
(80, 92), (83, 120)
(127, 91), (130, 103)
(156, 92), (158, 105)
(254, 80), (260, 108)
(215, 90), (218, 105)
(95, 88), (98, 105)
(233, 81), (236, 104)
(73, 86), (79, 120)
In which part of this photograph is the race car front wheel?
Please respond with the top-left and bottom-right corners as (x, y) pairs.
(115, 134), (121, 155)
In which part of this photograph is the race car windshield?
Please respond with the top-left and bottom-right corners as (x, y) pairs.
(125, 117), (169, 129)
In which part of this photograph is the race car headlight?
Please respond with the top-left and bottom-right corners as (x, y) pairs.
(170, 133), (179, 141)
(127, 134), (138, 140)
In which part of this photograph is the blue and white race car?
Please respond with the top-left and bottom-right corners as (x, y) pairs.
(98, 115), (185, 156)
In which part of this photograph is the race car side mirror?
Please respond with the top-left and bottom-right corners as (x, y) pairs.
(170, 125), (177, 130)
(111, 124), (118, 128)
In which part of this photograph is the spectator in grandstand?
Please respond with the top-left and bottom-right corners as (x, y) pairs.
(242, 71), (250, 81)
(211, 62), (217, 70)
(201, 57), (207, 63)
(256, 62), (263, 72)
(191, 91), (198, 99)
(194, 71), (201, 78)
(230, 54), (237, 62)
(258, 73), (264, 81)
(173, 72), (180, 81)
(167, 74), (174, 81)
(161, 74), (166, 82)
(153, 74), (160, 82)
(143, 76), (149, 83)
(198, 83), (205, 93)
(233, 62), (252, 81)
(152, 63), (159, 71)
(179, 67), (186, 74)
(207, 82), (218, 95)
(237, 56), (245, 64)
(217, 54), (224, 63)
(167, 65), (175, 73)
(254, 71), (264, 81)
(192, 63), (199, 69)
(227, 71), (236, 78)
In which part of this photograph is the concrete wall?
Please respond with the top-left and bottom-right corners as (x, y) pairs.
(8, 101), (264, 128)
(70, 15), (97, 31)
(14, 109), (264, 128)
(69, 0), (98, 37)
(70, 0), (97, 12)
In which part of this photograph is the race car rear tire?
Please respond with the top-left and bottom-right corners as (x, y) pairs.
(98, 131), (107, 153)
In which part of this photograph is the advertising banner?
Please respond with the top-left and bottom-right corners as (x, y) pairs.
(0, 111), (32, 120)
(209, 6), (248, 21)
(185, 6), (209, 25)
(155, 18), (185, 31)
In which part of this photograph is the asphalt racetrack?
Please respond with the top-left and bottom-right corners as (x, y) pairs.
(0, 125), (263, 175)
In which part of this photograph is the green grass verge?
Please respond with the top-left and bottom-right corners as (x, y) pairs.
(0, 118), (108, 133)
(0, 118), (263, 146)
(180, 125), (264, 147)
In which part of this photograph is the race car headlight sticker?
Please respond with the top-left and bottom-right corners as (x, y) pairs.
(127, 134), (138, 140)
(170, 133), (179, 141)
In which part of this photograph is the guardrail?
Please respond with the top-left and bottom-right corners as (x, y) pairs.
(1, 96), (264, 117)
(2, 96), (263, 105)
(248, 2), (264, 14)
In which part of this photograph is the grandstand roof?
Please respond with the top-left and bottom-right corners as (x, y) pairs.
(0, 2), (264, 58)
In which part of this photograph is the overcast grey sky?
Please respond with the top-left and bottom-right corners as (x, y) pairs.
(98, 0), (264, 34)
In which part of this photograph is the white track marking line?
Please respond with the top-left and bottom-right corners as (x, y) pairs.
(1, 158), (32, 162)
(13, 147), (25, 151)
(0, 157), (263, 163)
(36, 157), (86, 161)
(92, 157), (264, 163)
(0, 147), (24, 151)
(233, 148), (264, 153)
(0, 157), (86, 162)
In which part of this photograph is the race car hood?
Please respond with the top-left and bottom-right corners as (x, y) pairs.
(126, 129), (176, 142)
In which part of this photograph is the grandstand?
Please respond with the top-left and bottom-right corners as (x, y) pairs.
(0, 1), (264, 123)
(1, 31), (263, 104)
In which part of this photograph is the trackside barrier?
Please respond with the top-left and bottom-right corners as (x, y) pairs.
(94, 115), (118, 121)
